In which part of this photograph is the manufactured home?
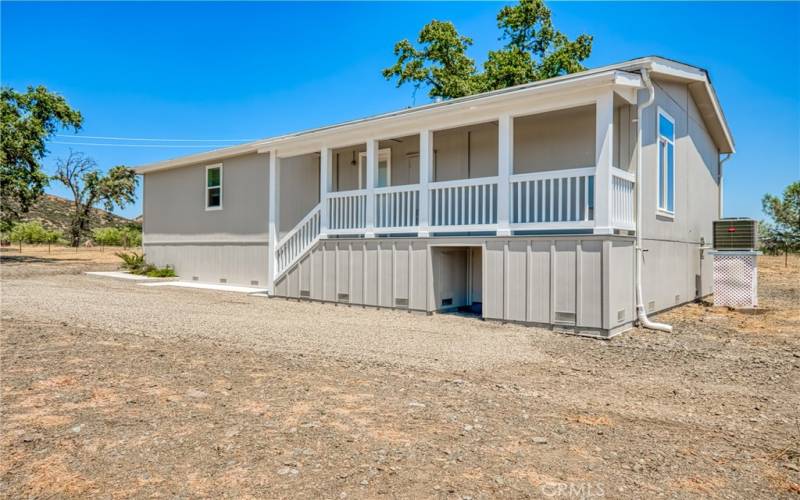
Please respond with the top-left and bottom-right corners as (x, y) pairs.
(135, 56), (734, 337)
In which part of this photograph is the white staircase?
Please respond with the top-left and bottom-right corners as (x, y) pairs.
(274, 203), (322, 280)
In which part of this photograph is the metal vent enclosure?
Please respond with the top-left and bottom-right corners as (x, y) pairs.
(713, 218), (758, 251)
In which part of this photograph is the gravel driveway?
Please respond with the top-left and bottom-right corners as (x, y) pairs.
(2, 250), (798, 498)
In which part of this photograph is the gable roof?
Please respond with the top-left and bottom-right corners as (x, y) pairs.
(135, 56), (734, 174)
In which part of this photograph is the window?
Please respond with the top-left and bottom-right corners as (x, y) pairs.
(206, 164), (222, 210)
(358, 149), (392, 188)
(657, 109), (675, 215)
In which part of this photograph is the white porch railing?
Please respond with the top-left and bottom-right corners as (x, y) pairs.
(328, 189), (367, 234)
(275, 203), (321, 276)
(277, 166), (636, 279)
(611, 168), (636, 230)
(509, 167), (596, 229)
(375, 185), (420, 232)
(429, 176), (498, 231)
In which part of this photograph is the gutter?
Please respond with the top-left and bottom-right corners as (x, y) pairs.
(635, 69), (672, 333)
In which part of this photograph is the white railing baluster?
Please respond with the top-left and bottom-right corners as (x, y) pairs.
(608, 169), (635, 231)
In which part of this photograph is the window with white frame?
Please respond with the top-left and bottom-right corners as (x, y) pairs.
(657, 109), (675, 214)
(206, 164), (222, 210)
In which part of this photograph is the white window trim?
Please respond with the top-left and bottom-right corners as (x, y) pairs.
(656, 107), (675, 218)
(358, 148), (392, 189)
(205, 163), (223, 211)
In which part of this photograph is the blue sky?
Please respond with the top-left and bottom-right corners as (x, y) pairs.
(2, 1), (798, 220)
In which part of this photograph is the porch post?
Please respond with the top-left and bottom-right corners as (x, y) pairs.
(267, 149), (279, 293)
(365, 138), (377, 238)
(594, 91), (614, 234)
(418, 129), (432, 237)
(496, 114), (512, 236)
(319, 147), (331, 238)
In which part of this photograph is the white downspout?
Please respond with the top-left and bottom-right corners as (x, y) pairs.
(719, 153), (732, 218)
(635, 69), (672, 333)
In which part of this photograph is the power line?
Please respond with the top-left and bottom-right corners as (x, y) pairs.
(56, 134), (257, 142)
(52, 141), (236, 149)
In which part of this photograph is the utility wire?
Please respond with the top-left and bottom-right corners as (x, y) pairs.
(56, 134), (257, 142)
(52, 141), (238, 149)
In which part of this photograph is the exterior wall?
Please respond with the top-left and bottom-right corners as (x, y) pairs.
(274, 235), (636, 337)
(142, 152), (269, 287)
(513, 105), (595, 174)
(614, 103), (638, 172)
(433, 121), (498, 181)
(143, 152), (269, 243)
(332, 144), (366, 191)
(145, 243), (268, 287)
(279, 154), (319, 238)
(638, 79), (721, 313)
(331, 136), (421, 190)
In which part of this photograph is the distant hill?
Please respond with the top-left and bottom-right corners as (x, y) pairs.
(21, 194), (139, 235)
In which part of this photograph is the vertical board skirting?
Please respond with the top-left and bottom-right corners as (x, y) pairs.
(319, 243), (328, 300)
(427, 245), (434, 312)
(391, 241), (396, 305)
(526, 241), (533, 322)
(377, 241), (382, 306)
(348, 242), (354, 303)
(549, 240), (556, 324)
(576, 240), (583, 325)
(273, 235), (631, 337)
(362, 244), (368, 305)
(503, 240), (509, 320)
(602, 239), (613, 330)
(407, 241), (414, 306)
(334, 243), (340, 300)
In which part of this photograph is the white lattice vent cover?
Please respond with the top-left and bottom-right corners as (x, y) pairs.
(712, 253), (758, 308)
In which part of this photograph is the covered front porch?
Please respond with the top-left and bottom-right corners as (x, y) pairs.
(267, 76), (641, 278)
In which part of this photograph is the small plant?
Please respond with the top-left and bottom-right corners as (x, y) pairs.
(115, 251), (176, 277)
(144, 265), (176, 278)
(115, 251), (146, 273)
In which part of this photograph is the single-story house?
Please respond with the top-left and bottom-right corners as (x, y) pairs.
(135, 56), (734, 338)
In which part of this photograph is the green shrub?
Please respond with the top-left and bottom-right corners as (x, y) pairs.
(144, 265), (176, 278)
(115, 251), (175, 277)
(115, 251), (146, 272)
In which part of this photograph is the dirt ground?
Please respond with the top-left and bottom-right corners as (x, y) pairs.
(1, 248), (798, 498)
